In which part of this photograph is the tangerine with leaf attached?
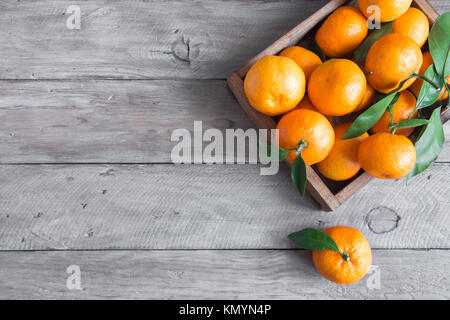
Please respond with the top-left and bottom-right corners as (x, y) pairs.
(276, 109), (334, 165)
(312, 226), (372, 284)
(371, 90), (418, 137)
(410, 51), (448, 101)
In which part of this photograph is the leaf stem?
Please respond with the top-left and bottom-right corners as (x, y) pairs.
(388, 107), (395, 128)
(387, 92), (401, 132)
(340, 252), (350, 262)
(296, 140), (308, 155)
(445, 76), (450, 94)
(407, 108), (416, 120)
(411, 73), (440, 90)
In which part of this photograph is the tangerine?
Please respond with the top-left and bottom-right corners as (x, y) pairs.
(312, 226), (372, 284)
(276, 109), (334, 165)
(279, 46), (322, 81)
(357, 0), (413, 22)
(292, 96), (333, 124)
(410, 51), (448, 101)
(365, 33), (422, 93)
(315, 6), (368, 58)
(308, 59), (366, 116)
(317, 123), (368, 181)
(371, 90), (417, 137)
(358, 132), (416, 179)
(392, 7), (429, 48)
(244, 56), (306, 116)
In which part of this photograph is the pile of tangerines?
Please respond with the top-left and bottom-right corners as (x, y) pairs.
(244, 0), (449, 285)
(245, 0), (449, 198)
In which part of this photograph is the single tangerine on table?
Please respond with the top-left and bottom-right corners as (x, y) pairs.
(317, 123), (368, 181)
(392, 7), (429, 48)
(276, 109), (334, 165)
(358, 133), (416, 179)
(371, 90), (417, 137)
(365, 33), (423, 94)
(410, 51), (449, 101)
(315, 6), (368, 58)
(308, 59), (366, 116)
(312, 226), (372, 284)
(279, 46), (322, 82)
(244, 56), (305, 116)
(357, 0), (413, 22)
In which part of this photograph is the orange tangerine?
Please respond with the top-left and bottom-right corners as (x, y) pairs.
(317, 123), (368, 181)
(244, 56), (306, 116)
(279, 46), (322, 82)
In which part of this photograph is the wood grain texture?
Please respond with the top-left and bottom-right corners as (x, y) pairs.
(0, 0), (329, 80)
(236, 0), (348, 77)
(0, 80), (252, 163)
(1, 0), (449, 80)
(0, 80), (448, 163)
(0, 163), (448, 250)
(0, 249), (448, 299)
(335, 172), (373, 203)
(1, 0), (449, 300)
(414, 0), (440, 21)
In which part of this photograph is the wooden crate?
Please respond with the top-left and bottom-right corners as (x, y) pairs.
(227, 0), (448, 211)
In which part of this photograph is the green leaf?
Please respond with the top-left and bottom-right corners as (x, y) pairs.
(288, 228), (340, 252)
(353, 22), (393, 64)
(407, 107), (445, 179)
(415, 65), (445, 109)
(343, 92), (398, 139)
(389, 118), (429, 130)
(387, 92), (401, 125)
(291, 155), (307, 196)
(429, 12), (450, 78)
(387, 92), (401, 112)
(257, 140), (289, 162)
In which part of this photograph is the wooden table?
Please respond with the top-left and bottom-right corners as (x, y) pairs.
(0, 0), (449, 299)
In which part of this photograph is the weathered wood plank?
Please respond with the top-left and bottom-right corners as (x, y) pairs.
(0, 80), (448, 163)
(0, 249), (448, 299)
(1, 0), (449, 80)
(0, 0), (330, 80)
(0, 80), (253, 163)
(0, 163), (448, 250)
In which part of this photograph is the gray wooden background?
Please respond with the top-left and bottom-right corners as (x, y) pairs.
(0, 0), (449, 299)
